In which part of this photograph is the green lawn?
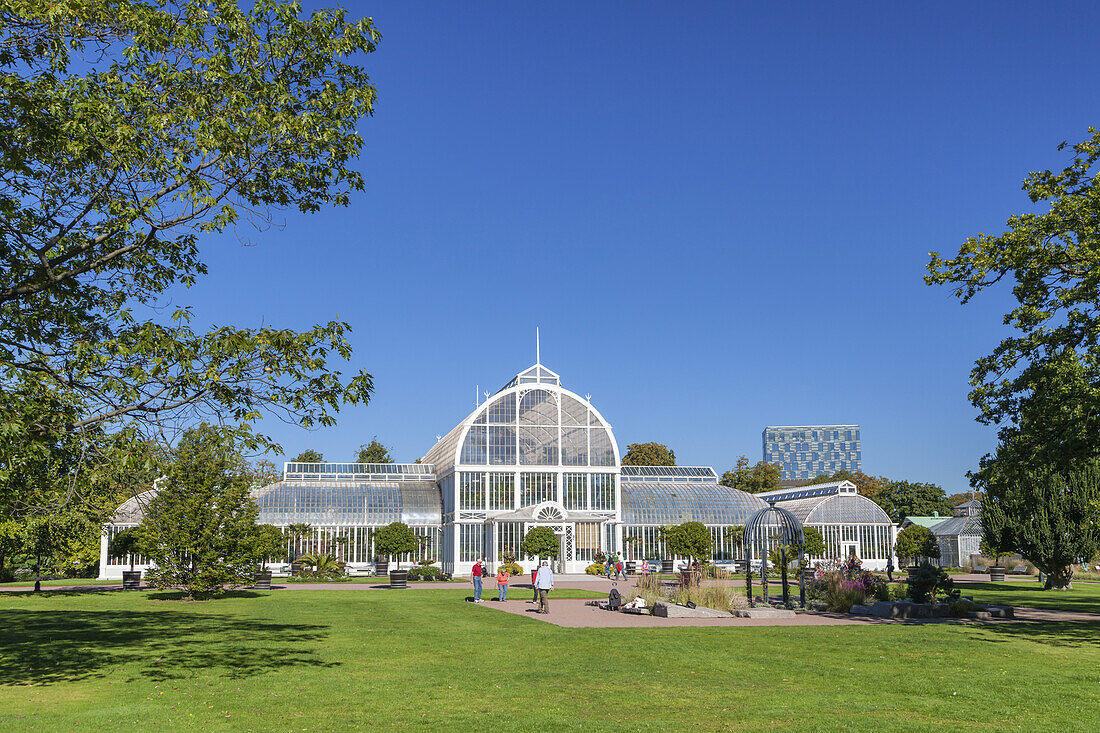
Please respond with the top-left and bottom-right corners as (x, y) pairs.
(958, 580), (1100, 614)
(2, 589), (1099, 731)
(0, 576), (470, 587)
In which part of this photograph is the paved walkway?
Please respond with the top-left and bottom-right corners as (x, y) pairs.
(477, 597), (1100, 628)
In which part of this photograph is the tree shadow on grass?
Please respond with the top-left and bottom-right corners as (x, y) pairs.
(966, 621), (1100, 649)
(0, 604), (335, 685)
(959, 582), (1100, 614)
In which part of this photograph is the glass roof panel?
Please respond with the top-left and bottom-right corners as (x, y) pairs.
(619, 466), (717, 478)
(621, 480), (767, 525)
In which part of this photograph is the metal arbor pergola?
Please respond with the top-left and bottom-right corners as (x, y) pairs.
(744, 502), (805, 608)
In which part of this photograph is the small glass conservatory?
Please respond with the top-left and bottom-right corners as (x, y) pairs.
(755, 481), (898, 570)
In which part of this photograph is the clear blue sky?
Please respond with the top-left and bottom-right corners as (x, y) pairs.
(178, 2), (1100, 490)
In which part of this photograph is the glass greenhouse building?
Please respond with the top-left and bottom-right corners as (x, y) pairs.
(755, 481), (897, 570)
(99, 362), (898, 578)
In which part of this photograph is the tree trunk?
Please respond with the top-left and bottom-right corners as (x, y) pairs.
(1043, 565), (1074, 590)
(34, 552), (41, 593)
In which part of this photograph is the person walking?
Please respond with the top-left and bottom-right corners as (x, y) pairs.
(471, 557), (484, 603)
(886, 557), (894, 583)
(605, 555), (613, 579)
(615, 555), (625, 581)
(531, 564), (539, 603)
(641, 559), (650, 587)
(496, 566), (510, 602)
(535, 560), (555, 614)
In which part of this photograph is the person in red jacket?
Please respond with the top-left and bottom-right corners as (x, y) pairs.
(530, 565), (539, 603)
(471, 557), (484, 603)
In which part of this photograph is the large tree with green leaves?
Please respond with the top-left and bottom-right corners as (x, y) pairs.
(981, 463), (1100, 589)
(928, 129), (1100, 477)
(0, 1), (378, 515)
(621, 442), (676, 466)
(874, 480), (952, 523)
(720, 456), (782, 494)
(291, 450), (324, 463)
(356, 439), (393, 464)
(894, 525), (940, 567)
(135, 424), (270, 599)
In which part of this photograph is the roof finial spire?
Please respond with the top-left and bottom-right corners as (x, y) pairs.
(536, 326), (540, 365)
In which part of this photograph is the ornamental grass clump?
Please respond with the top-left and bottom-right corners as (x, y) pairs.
(823, 572), (867, 612)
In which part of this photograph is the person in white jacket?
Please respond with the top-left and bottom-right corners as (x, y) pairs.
(534, 561), (554, 614)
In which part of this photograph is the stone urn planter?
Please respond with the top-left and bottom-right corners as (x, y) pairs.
(988, 566), (1006, 582)
(121, 570), (142, 590)
(389, 569), (408, 589)
(253, 570), (272, 590)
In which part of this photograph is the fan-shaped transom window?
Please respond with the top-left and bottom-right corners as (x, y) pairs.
(536, 505), (564, 522)
(458, 388), (617, 467)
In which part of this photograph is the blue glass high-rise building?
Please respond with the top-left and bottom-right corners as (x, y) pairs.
(762, 425), (862, 481)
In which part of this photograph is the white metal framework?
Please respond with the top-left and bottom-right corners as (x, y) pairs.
(99, 362), (899, 578)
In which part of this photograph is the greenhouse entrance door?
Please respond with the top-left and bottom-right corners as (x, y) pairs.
(841, 541), (859, 560)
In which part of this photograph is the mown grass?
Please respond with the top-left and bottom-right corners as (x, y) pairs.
(958, 580), (1100, 613)
(1, 588), (1098, 731)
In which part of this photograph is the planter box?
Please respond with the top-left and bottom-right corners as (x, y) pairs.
(252, 571), (272, 590)
(988, 566), (1006, 582)
(375, 560), (389, 576)
(121, 570), (142, 590)
(389, 570), (408, 589)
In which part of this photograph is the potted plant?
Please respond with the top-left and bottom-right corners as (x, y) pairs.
(980, 537), (1010, 582)
(109, 528), (142, 590)
(373, 521), (419, 588)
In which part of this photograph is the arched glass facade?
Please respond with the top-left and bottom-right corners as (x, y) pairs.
(100, 363), (898, 578)
(460, 389), (615, 468)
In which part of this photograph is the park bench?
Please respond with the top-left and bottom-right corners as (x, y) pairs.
(1011, 566), (1029, 574)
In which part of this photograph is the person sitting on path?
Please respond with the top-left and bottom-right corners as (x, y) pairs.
(496, 567), (510, 602)
(471, 557), (484, 603)
(535, 560), (555, 614)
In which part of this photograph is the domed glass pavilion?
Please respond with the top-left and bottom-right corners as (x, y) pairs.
(99, 362), (899, 578)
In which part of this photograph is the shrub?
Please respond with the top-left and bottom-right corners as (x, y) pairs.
(295, 552), (346, 580)
(497, 561), (522, 576)
(906, 561), (959, 603)
(889, 583), (909, 601)
(585, 562), (605, 575)
(950, 598), (979, 617)
(406, 565), (441, 581)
